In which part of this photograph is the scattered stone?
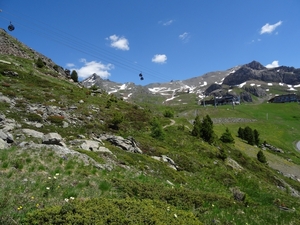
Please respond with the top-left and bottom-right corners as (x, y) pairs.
(80, 140), (101, 151)
(230, 187), (246, 202)
(226, 158), (243, 171)
(22, 129), (44, 139)
(0, 138), (8, 149)
(42, 133), (64, 146)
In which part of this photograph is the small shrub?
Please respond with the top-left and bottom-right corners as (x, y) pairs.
(257, 150), (267, 163)
(217, 148), (227, 161)
(163, 109), (174, 118)
(22, 198), (202, 225)
(47, 115), (64, 125)
(27, 113), (43, 122)
(36, 57), (44, 68)
(109, 112), (124, 130)
(150, 118), (165, 140)
(177, 124), (185, 131)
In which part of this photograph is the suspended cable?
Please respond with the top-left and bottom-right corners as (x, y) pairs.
(1, 9), (175, 83)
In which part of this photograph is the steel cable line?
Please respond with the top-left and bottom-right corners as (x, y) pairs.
(0, 13), (155, 80)
(1, 9), (174, 82)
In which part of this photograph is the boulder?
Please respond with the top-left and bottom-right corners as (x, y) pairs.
(22, 129), (44, 139)
(0, 130), (13, 143)
(0, 138), (8, 149)
(42, 133), (64, 146)
(80, 140), (100, 151)
(100, 134), (142, 154)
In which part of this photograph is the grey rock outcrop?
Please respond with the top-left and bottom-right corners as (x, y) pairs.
(42, 133), (64, 146)
(223, 61), (300, 86)
(243, 86), (267, 98)
(99, 134), (142, 154)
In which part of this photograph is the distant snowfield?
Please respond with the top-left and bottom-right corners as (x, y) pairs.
(100, 74), (300, 101)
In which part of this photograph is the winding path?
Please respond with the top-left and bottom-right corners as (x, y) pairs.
(163, 119), (175, 128)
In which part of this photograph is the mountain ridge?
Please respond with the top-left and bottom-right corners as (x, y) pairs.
(1, 28), (300, 104)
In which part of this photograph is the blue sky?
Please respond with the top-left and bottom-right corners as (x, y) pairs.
(1, 0), (299, 85)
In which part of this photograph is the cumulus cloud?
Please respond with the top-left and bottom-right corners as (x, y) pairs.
(260, 21), (282, 34)
(67, 58), (114, 80)
(107, 35), (129, 50)
(265, 60), (280, 68)
(152, 54), (167, 64)
(179, 32), (190, 43)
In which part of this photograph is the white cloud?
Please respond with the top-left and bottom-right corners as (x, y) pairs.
(68, 58), (114, 80)
(66, 63), (75, 67)
(152, 54), (167, 64)
(260, 21), (282, 34)
(107, 35), (129, 50)
(265, 60), (280, 68)
(162, 20), (174, 26)
(179, 32), (190, 43)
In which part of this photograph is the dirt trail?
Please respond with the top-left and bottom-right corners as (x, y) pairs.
(163, 119), (175, 128)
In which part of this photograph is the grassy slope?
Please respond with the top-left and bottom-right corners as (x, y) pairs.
(1, 56), (300, 224)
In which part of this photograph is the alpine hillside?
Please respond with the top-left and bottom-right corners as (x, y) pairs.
(1, 27), (300, 225)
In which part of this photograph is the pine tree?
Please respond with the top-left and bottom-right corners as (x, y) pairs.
(200, 114), (215, 144)
(257, 150), (267, 163)
(220, 128), (235, 143)
(71, 70), (78, 82)
(244, 126), (254, 145)
(191, 115), (202, 137)
(238, 127), (244, 139)
(36, 57), (44, 68)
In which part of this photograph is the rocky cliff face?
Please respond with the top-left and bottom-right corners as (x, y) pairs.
(223, 61), (300, 86)
(0, 28), (65, 75)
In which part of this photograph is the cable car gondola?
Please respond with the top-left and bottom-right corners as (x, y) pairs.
(8, 22), (15, 31)
(139, 72), (144, 80)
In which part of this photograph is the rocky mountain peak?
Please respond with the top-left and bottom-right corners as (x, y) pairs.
(245, 60), (266, 70)
(223, 60), (300, 86)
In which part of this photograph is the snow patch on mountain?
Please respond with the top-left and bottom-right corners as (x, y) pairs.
(238, 82), (247, 88)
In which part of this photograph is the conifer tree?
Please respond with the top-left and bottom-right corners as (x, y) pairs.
(244, 126), (254, 145)
(200, 114), (215, 144)
(220, 127), (235, 143)
(257, 150), (267, 163)
(71, 70), (78, 82)
(192, 115), (202, 137)
(253, 129), (260, 146)
(238, 127), (244, 139)
(36, 57), (44, 68)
